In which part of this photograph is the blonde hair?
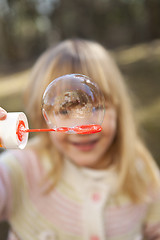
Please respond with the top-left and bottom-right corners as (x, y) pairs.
(24, 39), (160, 201)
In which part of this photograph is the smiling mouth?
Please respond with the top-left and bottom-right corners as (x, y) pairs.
(69, 139), (99, 151)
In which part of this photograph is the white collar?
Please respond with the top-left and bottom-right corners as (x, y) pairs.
(61, 158), (118, 196)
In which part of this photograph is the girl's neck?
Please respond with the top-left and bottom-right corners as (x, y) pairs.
(87, 155), (114, 170)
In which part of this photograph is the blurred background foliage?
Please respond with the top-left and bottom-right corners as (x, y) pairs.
(1, 0), (160, 65)
(0, 0), (160, 239)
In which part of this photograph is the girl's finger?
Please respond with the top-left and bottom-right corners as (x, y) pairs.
(0, 107), (7, 120)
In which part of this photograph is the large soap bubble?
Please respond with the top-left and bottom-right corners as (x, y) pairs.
(42, 74), (105, 134)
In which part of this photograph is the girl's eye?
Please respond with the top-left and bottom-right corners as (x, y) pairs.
(93, 105), (104, 111)
(59, 109), (68, 115)
(105, 103), (111, 109)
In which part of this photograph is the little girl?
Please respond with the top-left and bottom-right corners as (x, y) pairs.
(0, 39), (160, 240)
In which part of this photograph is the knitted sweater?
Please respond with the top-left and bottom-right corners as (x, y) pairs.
(0, 149), (160, 240)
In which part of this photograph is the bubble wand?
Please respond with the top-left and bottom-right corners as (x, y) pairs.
(0, 74), (105, 149)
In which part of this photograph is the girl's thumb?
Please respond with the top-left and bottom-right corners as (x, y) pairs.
(0, 107), (7, 120)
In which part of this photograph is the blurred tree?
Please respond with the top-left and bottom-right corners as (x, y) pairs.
(145, 0), (160, 39)
(51, 0), (151, 46)
(0, 0), (57, 65)
(0, 0), (160, 67)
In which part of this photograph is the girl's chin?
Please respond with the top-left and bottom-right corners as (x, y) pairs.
(69, 156), (98, 168)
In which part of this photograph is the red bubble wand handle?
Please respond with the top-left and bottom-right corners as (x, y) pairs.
(23, 124), (102, 134)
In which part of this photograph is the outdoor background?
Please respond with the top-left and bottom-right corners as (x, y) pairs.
(0, 0), (160, 239)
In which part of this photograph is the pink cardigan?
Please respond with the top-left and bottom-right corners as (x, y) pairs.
(0, 149), (160, 240)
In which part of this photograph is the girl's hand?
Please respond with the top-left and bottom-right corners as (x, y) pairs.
(0, 107), (7, 120)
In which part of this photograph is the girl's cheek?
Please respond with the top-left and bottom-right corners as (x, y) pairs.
(49, 132), (66, 144)
(102, 109), (117, 133)
(102, 120), (116, 135)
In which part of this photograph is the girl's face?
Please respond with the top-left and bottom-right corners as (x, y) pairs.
(49, 106), (117, 169)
